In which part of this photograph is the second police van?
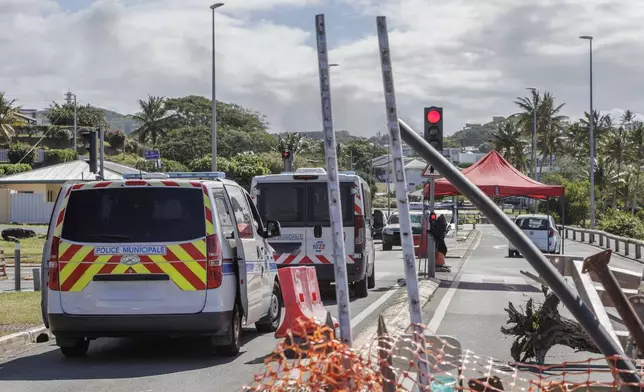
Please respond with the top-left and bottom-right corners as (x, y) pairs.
(41, 172), (282, 358)
(250, 168), (376, 298)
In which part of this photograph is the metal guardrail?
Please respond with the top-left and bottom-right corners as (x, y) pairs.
(559, 226), (644, 260)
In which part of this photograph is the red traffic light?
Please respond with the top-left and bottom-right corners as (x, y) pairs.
(429, 212), (437, 221)
(282, 151), (290, 159)
(426, 109), (441, 124)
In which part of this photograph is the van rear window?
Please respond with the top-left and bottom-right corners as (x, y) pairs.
(519, 218), (548, 230)
(256, 182), (354, 228)
(61, 187), (206, 243)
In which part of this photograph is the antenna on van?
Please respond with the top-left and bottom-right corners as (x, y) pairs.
(138, 168), (143, 180)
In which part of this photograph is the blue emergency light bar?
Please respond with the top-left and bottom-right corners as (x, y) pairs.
(167, 171), (226, 180)
(122, 172), (226, 180)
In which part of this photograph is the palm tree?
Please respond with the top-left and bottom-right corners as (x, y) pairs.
(604, 123), (629, 208)
(131, 95), (171, 148)
(0, 92), (26, 140)
(562, 121), (589, 160)
(490, 119), (527, 171)
(276, 132), (309, 171)
(513, 90), (567, 177)
(628, 121), (644, 213)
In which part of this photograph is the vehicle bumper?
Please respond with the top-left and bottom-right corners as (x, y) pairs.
(382, 232), (400, 245)
(277, 257), (367, 283)
(48, 311), (232, 339)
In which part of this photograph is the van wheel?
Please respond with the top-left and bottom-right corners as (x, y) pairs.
(367, 264), (376, 289)
(221, 302), (242, 356)
(354, 274), (369, 299)
(59, 338), (89, 358)
(256, 282), (282, 333)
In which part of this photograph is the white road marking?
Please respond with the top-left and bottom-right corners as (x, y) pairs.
(493, 244), (507, 249)
(350, 278), (402, 328)
(426, 232), (482, 333)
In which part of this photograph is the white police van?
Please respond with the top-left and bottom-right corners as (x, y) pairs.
(41, 172), (282, 358)
(250, 168), (375, 298)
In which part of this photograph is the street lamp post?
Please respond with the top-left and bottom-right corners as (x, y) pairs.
(526, 87), (538, 212)
(65, 91), (78, 159)
(580, 35), (595, 230)
(211, 2), (224, 171)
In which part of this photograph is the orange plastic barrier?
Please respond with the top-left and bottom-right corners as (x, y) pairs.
(304, 267), (338, 329)
(274, 266), (337, 339)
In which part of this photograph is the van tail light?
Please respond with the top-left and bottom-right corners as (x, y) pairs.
(354, 215), (364, 254)
(206, 234), (223, 289)
(548, 228), (555, 238)
(48, 236), (60, 290)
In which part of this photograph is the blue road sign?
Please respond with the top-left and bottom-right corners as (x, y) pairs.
(145, 150), (160, 160)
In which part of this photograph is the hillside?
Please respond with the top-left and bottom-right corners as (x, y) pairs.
(36, 108), (140, 134)
(276, 130), (359, 143)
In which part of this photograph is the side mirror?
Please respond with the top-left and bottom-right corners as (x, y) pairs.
(264, 220), (281, 238)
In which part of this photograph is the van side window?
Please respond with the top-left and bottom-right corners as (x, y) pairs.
(362, 184), (372, 224)
(212, 188), (236, 239)
(245, 193), (265, 235)
(224, 185), (254, 239)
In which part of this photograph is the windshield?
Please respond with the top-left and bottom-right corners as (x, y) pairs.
(256, 182), (354, 227)
(61, 187), (206, 243)
(388, 214), (422, 225)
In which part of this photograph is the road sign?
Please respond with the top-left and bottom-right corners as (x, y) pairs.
(145, 150), (160, 160)
(421, 164), (440, 177)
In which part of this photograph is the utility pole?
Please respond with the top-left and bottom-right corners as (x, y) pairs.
(65, 91), (77, 158)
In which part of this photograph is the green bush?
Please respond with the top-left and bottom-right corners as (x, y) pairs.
(135, 158), (188, 173)
(125, 138), (143, 155)
(0, 163), (32, 176)
(44, 149), (76, 165)
(597, 209), (644, 239)
(187, 155), (236, 174)
(8, 143), (36, 165)
(106, 130), (126, 150)
(46, 128), (73, 141)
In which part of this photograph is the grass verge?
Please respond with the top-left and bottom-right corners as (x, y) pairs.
(0, 292), (41, 336)
(1, 235), (46, 265)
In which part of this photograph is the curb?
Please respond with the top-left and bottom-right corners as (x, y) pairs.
(446, 229), (480, 259)
(354, 279), (440, 351)
(0, 325), (51, 355)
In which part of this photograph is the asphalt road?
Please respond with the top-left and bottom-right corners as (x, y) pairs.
(422, 224), (644, 367)
(0, 245), (407, 392)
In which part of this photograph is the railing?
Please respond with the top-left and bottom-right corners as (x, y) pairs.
(560, 226), (644, 261)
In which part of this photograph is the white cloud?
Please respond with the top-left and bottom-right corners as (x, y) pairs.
(2, 0), (644, 138)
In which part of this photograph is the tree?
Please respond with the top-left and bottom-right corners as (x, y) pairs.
(46, 102), (108, 128)
(157, 126), (211, 165)
(217, 101), (267, 133)
(228, 152), (271, 188)
(0, 93), (25, 140)
(343, 139), (388, 174)
(219, 126), (276, 157)
(165, 95), (212, 128)
(628, 121), (644, 213)
(490, 119), (527, 172)
(131, 95), (171, 147)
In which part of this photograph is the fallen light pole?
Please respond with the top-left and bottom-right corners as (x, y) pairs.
(315, 14), (352, 347)
(376, 16), (430, 389)
(397, 118), (641, 388)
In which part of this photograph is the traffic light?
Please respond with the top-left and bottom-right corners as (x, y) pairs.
(282, 151), (291, 161)
(424, 106), (443, 151)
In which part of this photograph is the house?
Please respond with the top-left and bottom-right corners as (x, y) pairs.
(0, 160), (126, 224)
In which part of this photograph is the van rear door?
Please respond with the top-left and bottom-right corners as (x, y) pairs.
(255, 182), (307, 264)
(56, 185), (208, 316)
(305, 180), (355, 264)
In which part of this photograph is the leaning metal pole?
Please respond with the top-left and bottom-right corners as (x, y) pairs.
(398, 118), (641, 388)
(315, 14), (352, 346)
(376, 16), (430, 389)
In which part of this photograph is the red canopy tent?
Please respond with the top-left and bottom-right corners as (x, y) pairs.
(423, 150), (564, 199)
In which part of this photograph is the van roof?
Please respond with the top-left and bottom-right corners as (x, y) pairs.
(253, 168), (365, 184)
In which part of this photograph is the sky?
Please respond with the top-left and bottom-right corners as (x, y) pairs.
(2, 0), (644, 137)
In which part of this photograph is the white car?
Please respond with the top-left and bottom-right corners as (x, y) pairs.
(42, 171), (282, 358)
(508, 214), (561, 257)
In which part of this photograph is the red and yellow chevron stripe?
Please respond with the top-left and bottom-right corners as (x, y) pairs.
(57, 239), (208, 292)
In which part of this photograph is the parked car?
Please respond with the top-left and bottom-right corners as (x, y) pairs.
(508, 214), (561, 257)
(381, 211), (423, 251)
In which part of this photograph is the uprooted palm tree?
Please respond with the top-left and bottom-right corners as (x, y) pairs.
(0, 92), (31, 141)
(131, 95), (172, 148)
